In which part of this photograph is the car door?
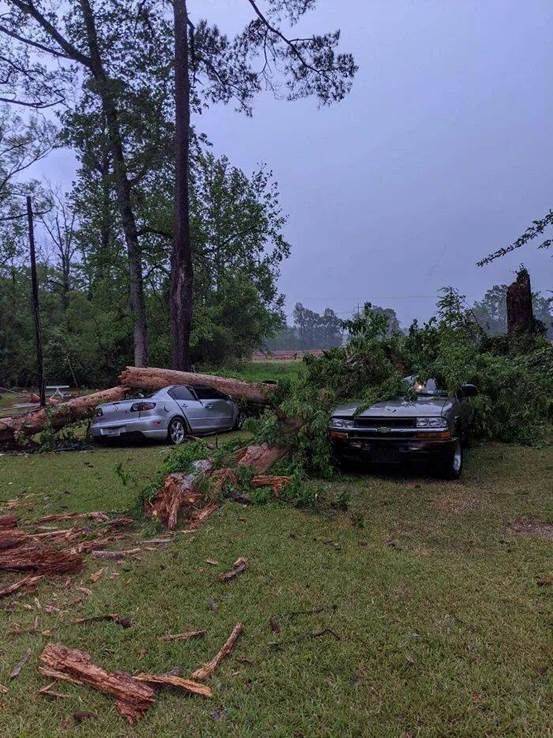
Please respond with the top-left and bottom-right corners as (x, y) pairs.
(167, 385), (209, 433)
(193, 387), (235, 431)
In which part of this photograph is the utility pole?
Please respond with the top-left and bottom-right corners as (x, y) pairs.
(27, 195), (45, 407)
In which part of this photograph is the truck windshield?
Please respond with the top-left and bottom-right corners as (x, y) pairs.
(402, 376), (448, 397)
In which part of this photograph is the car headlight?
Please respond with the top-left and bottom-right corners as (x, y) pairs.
(329, 417), (354, 429)
(416, 417), (447, 429)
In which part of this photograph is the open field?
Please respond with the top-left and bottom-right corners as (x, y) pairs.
(1, 438), (552, 737)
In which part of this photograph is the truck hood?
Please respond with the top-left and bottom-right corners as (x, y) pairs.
(332, 396), (452, 418)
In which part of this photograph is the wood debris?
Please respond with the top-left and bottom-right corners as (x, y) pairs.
(0, 515), (18, 528)
(90, 568), (105, 583)
(192, 623), (244, 681)
(38, 682), (69, 699)
(251, 475), (292, 496)
(35, 512), (109, 525)
(0, 684), (8, 694)
(40, 643), (155, 724)
(218, 557), (248, 583)
(0, 544), (83, 575)
(0, 574), (42, 599)
(10, 648), (32, 679)
(134, 673), (212, 698)
(90, 548), (141, 560)
(159, 629), (206, 642)
(73, 613), (132, 628)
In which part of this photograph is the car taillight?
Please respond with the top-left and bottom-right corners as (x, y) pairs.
(96, 408), (103, 417)
(130, 402), (156, 412)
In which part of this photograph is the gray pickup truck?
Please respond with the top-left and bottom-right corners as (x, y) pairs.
(328, 376), (477, 478)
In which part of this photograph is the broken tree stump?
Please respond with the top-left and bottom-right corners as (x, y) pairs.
(507, 268), (536, 336)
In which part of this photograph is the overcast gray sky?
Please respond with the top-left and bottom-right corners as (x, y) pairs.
(198, 0), (553, 325)
(41, 0), (553, 326)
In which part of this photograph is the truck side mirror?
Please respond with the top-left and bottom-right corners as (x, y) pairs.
(459, 383), (478, 398)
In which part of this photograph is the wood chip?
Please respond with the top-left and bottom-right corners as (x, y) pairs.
(205, 559), (219, 566)
(0, 575), (42, 599)
(192, 623), (243, 681)
(134, 673), (212, 698)
(218, 557), (248, 583)
(0, 684), (8, 694)
(90, 568), (105, 583)
(160, 629), (206, 642)
(73, 614), (132, 628)
(38, 682), (68, 699)
(10, 648), (31, 679)
(91, 548), (141, 560)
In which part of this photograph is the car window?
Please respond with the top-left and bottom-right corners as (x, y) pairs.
(194, 386), (227, 400)
(168, 385), (195, 401)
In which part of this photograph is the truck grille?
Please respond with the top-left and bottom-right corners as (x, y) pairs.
(353, 417), (417, 429)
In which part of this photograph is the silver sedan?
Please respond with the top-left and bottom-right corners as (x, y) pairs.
(91, 384), (241, 444)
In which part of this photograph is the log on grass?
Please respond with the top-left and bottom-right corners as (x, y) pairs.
(0, 386), (129, 445)
(119, 366), (276, 404)
(40, 643), (156, 724)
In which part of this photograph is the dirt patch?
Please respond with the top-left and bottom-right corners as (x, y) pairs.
(509, 518), (553, 540)
(433, 488), (479, 515)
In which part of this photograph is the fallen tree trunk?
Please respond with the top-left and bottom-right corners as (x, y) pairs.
(0, 386), (129, 445)
(119, 366), (276, 404)
(40, 643), (155, 724)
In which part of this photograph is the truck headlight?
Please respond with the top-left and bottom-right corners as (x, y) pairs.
(416, 417), (447, 429)
(329, 417), (354, 429)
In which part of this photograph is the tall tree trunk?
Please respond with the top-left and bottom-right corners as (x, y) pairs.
(78, 0), (148, 367)
(171, 0), (194, 370)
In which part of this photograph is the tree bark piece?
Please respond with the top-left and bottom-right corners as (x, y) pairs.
(235, 444), (289, 474)
(0, 574), (42, 599)
(40, 643), (156, 724)
(0, 515), (18, 528)
(160, 629), (206, 642)
(218, 558), (248, 582)
(10, 648), (32, 679)
(134, 673), (212, 698)
(72, 614), (132, 628)
(119, 366), (276, 404)
(0, 544), (83, 574)
(191, 623), (243, 681)
(0, 386), (128, 445)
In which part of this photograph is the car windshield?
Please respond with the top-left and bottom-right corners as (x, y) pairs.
(402, 375), (448, 397)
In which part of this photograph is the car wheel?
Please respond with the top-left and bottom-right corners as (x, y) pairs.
(234, 411), (245, 430)
(167, 416), (187, 445)
(437, 439), (463, 479)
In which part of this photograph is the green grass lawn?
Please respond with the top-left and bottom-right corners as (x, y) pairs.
(1, 440), (553, 737)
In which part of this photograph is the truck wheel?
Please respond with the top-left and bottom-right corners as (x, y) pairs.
(437, 440), (463, 479)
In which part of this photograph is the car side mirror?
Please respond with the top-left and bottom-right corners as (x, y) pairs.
(459, 383), (477, 398)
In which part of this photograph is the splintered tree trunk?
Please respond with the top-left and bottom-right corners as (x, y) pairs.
(171, 0), (194, 371)
(0, 386), (128, 445)
(507, 268), (535, 336)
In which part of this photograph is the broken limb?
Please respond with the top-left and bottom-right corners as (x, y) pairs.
(191, 623), (244, 681)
